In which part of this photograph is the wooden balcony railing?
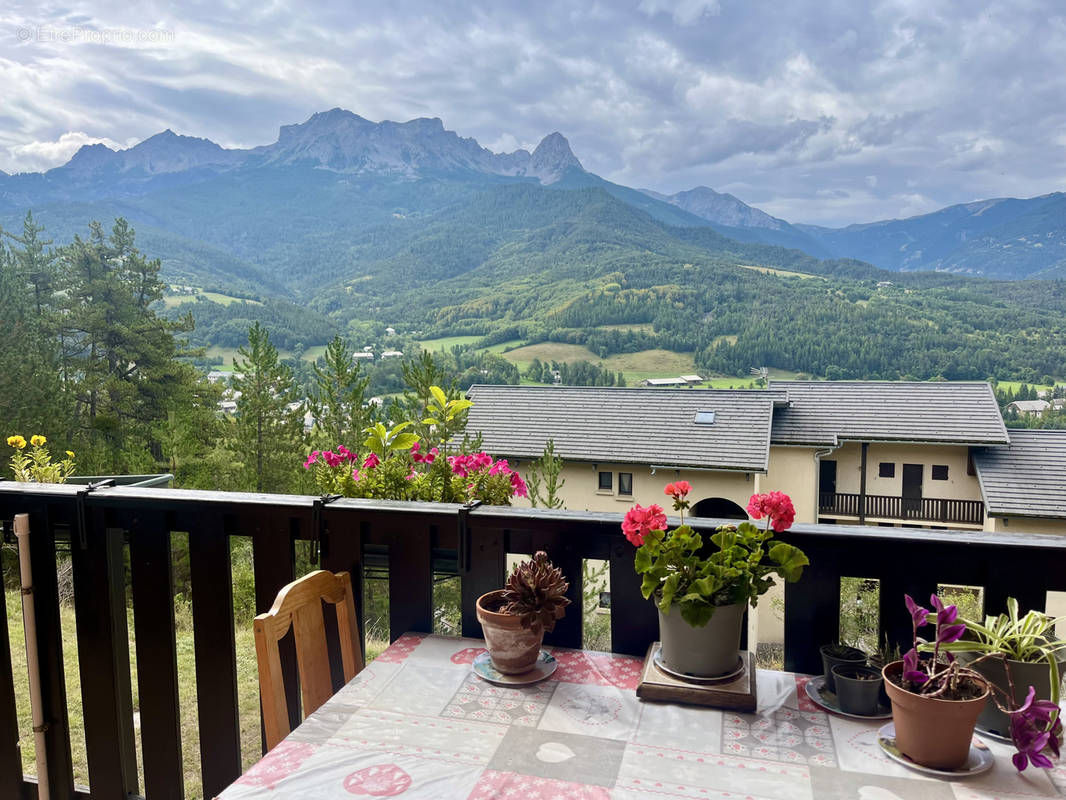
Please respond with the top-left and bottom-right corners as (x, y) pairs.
(818, 491), (985, 526)
(1, 483), (1065, 799)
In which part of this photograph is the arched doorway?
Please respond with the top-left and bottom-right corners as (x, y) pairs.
(691, 497), (748, 520)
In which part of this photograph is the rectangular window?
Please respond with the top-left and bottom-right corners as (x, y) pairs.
(598, 471), (612, 491)
(931, 465), (949, 480)
(879, 462), (895, 478)
(618, 472), (633, 496)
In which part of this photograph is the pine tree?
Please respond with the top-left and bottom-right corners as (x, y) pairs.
(0, 234), (67, 441)
(53, 218), (193, 472)
(230, 322), (306, 492)
(307, 335), (371, 448)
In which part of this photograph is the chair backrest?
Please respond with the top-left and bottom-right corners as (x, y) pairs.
(253, 569), (361, 750)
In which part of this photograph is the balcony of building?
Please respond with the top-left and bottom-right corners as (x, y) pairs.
(818, 491), (985, 526)
(1, 482), (1064, 799)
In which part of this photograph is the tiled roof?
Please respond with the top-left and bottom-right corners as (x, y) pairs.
(465, 385), (776, 471)
(973, 429), (1066, 518)
(768, 381), (1009, 446)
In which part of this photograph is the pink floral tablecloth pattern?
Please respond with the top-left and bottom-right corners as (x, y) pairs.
(219, 635), (1066, 800)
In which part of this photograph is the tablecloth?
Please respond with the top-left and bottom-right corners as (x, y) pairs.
(218, 633), (1066, 799)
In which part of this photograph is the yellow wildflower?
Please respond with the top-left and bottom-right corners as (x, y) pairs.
(30, 434), (46, 447)
(7, 435), (26, 449)
(66, 451), (75, 459)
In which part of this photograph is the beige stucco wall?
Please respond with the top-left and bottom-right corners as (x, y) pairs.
(983, 516), (1066, 535)
(826, 442), (982, 501)
(512, 460), (757, 514)
(757, 446), (820, 524)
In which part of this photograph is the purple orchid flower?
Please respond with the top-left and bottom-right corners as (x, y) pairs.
(1010, 685), (1064, 771)
(930, 593), (959, 625)
(928, 593), (966, 644)
(902, 647), (929, 685)
(905, 594), (930, 630)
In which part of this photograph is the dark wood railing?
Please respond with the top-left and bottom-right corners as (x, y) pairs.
(1, 483), (1065, 799)
(819, 491), (985, 525)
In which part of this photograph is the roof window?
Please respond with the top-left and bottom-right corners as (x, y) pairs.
(694, 410), (716, 424)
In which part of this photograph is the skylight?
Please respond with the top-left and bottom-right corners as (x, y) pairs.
(694, 410), (716, 424)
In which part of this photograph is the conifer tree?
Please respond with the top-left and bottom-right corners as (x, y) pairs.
(52, 218), (193, 472)
(0, 234), (67, 441)
(307, 336), (371, 448)
(231, 322), (306, 492)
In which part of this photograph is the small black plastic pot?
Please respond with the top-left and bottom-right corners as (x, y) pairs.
(820, 644), (866, 693)
(832, 665), (884, 716)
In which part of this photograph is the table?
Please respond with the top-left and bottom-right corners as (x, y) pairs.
(219, 634), (1066, 799)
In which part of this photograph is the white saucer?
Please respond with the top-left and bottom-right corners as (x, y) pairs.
(652, 647), (745, 684)
(472, 650), (557, 685)
(877, 722), (994, 777)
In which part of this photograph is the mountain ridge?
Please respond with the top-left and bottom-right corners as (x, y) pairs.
(1, 108), (1063, 280)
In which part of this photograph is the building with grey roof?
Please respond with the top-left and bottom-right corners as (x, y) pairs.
(465, 381), (1062, 535)
(768, 381), (1008, 446)
(973, 429), (1066, 532)
(466, 385), (779, 472)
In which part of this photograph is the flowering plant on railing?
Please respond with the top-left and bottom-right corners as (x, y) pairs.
(304, 412), (527, 506)
(6, 435), (76, 483)
(621, 483), (808, 627)
(901, 594), (1063, 771)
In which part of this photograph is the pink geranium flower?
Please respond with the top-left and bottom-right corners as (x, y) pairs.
(510, 471), (528, 498)
(362, 453), (380, 470)
(621, 503), (668, 547)
(303, 451), (320, 469)
(664, 481), (692, 502)
(746, 491), (795, 532)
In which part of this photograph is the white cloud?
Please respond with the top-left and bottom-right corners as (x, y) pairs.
(4, 131), (125, 173)
(0, 0), (1063, 224)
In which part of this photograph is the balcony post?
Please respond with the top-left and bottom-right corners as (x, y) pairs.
(858, 443), (868, 525)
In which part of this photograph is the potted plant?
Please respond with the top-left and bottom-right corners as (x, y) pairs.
(475, 551), (570, 674)
(886, 593), (1064, 772)
(820, 643), (867, 694)
(937, 598), (1065, 741)
(883, 593), (992, 770)
(622, 483), (808, 678)
(832, 664), (884, 716)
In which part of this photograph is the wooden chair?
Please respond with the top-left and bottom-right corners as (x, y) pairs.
(254, 570), (362, 750)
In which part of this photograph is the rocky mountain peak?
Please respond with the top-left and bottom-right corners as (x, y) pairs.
(526, 132), (583, 183)
(652, 185), (787, 231)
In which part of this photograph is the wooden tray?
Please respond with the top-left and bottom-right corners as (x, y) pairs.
(635, 643), (757, 711)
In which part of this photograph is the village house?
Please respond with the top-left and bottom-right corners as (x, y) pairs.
(1007, 398), (1050, 416)
(466, 381), (1038, 531)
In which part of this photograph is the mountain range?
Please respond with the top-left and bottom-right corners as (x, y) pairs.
(2, 108), (1062, 288)
(3, 108), (1066, 384)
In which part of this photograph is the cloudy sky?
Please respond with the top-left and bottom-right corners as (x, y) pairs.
(1, 0), (1064, 226)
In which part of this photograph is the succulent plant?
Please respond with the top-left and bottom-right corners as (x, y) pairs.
(498, 551), (571, 631)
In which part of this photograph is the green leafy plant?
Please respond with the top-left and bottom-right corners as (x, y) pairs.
(932, 598), (1064, 704)
(362, 421), (420, 458)
(622, 483), (808, 627)
(526, 439), (565, 509)
(6, 434), (76, 483)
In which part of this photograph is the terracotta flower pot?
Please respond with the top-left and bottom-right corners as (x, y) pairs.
(476, 590), (544, 674)
(658, 601), (746, 678)
(882, 660), (989, 770)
